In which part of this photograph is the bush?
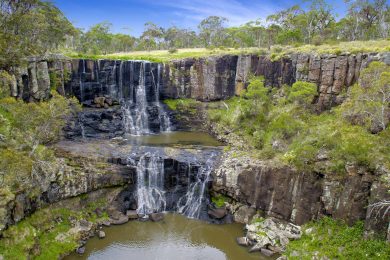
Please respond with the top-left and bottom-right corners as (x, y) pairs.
(288, 81), (317, 107)
(286, 217), (390, 259)
(168, 48), (178, 54)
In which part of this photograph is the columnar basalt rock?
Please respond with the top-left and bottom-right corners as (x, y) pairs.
(212, 151), (390, 238)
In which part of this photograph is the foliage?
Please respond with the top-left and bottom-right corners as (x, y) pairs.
(340, 61), (390, 132)
(0, 0), (76, 68)
(0, 196), (110, 259)
(0, 92), (80, 194)
(288, 81), (317, 107)
(163, 98), (200, 115)
(208, 63), (390, 175)
(285, 217), (390, 259)
(211, 194), (229, 208)
(0, 70), (13, 98)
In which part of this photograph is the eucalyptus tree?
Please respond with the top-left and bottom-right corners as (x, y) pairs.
(198, 16), (228, 47)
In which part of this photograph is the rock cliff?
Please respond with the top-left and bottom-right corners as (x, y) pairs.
(212, 151), (390, 238)
(9, 52), (390, 111)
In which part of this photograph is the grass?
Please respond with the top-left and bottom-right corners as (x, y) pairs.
(163, 98), (200, 115)
(285, 217), (390, 259)
(0, 196), (110, 259)
(65, 40), (390, 62)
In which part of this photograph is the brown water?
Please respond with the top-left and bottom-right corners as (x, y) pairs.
(66, 213), (265, 260)
(123, 131), (223, 147)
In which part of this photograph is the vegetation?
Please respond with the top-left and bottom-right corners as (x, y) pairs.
(62, 0), (390, 55)
(0, 196), (109, 259)
(0, 0), (76, 69)
(0, 90), (80, 199)
(211, 194), (229, 208)
(285, 217), (390, 259)
(208, 62), (390, 175)
(163, 98), (200, 115)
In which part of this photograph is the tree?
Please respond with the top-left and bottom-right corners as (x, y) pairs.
(341, 62), (390, 132)
(81, 22), (113, 54)
(198, 16), (228, 47)
(140, 22), (164, 51)
(0, 0), (76, 69)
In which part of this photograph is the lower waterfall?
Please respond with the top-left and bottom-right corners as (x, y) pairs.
(127, 151), (217, 219)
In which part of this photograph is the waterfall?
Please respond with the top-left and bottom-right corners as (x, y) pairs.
(121, 61), (171, 135)
(155, 64), (172, 132)
(79, 59), (85, 102)
(177, 153), (216, 219)
(132, 152), (166, 215)
(128, 151), (217, 219)
(122, 61), (150, 135)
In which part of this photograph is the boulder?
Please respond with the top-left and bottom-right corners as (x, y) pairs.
(110, 215), (129, 225)
(261, 248), (275, 257)
(236, 237), (250, 247)
(126, 210), (139, 219)
(94, 97), (105, 107)
(208, 208), (227, 219)
(98, 230), (106, 239)
(149, 213), (164, 222)
(76, 246), (86, 255)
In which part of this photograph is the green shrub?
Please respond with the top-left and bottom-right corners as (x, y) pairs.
(286, 217), (390, 259)
(288, 81), (317, 106)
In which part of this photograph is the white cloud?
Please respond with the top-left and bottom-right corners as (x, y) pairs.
(155, 0), (277, 27)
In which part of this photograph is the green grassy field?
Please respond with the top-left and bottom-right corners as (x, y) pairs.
(66, 40), (390, 62)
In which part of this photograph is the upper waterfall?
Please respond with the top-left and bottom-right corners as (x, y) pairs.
(72, 59), (172, 136)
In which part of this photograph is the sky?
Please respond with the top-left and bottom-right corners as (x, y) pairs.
(53, 0), (355, 37)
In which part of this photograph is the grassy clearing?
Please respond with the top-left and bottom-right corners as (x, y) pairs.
(65, 40), (390, 62)
(285, 217), (390, 259)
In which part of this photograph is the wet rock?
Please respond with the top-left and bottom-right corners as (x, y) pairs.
(149, 213), (164, 222)
(233, 205), (256, 224)
(98, 230), (106, 239)
(208, 208), (227, 219)
(126, 210), (139, 219)
(236, 237), (250, 247)
(248, 236), (272, 253)
(94, 97), (105, 107)
(110, 215), (129, 225)
(108, 207), (129, 225)
(76, 246), (86, 255)
(261, 248), (275, 257)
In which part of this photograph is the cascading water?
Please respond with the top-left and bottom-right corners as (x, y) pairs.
(122, 61), (150, 135)
(130, 152), (166, 215)
(127, 150), (217, 219)
(121, 61), (172, 135)
(177, 153), (216, 218)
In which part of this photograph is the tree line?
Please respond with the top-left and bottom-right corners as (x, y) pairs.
(1, 0), (390, 67)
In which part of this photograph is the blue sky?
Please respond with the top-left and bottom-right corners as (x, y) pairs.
(54, 0), (358, 36)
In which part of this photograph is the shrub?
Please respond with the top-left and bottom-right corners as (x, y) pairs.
(286, 217), (390, 259)
(288, 81), (317, 107)
(168, 48), (178, 54)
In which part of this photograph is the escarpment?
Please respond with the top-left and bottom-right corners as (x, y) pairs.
(10, 52), (390, 111)
(2, 51), (389, 240)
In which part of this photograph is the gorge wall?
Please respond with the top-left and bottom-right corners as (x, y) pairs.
(9, 52), (390, 111)
(4, 52), (390, 238)
(212, 152), (390, 239)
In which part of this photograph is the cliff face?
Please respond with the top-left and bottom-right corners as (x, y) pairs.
(10, 52), (390, 110)
(163, 52), (390, 109)
(212, 152), (390, 238)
